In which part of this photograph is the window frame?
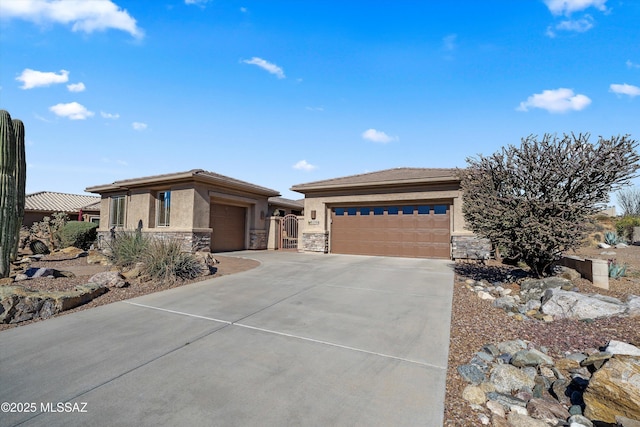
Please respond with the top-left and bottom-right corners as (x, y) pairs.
(109, 195), (126, 227)
(156, 190), (171, 227)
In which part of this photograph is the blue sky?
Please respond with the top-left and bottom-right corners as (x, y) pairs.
(1, 0), (639, 201)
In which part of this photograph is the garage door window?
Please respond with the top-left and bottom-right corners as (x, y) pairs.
(359, 207), (371, 216)
(387, 206), (399, 215)
(434, 205), (448, 214)
(402, 206), (414, 215)
(347, 207), (357, 216)
(334, 207), (345, 216)
(417, 205), (430, 214)
(373, 207), (384, 215)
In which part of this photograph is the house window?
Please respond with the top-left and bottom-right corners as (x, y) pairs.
(157, 191), (171, 227)
(109, 195), (125, 227)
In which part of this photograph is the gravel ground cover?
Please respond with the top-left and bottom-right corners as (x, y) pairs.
(444, 248), (640, 426)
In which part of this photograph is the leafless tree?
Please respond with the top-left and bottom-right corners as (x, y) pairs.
(616, 187), (640, 216)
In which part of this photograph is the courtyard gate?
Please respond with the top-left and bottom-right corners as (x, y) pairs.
(280, 214), (299, 250)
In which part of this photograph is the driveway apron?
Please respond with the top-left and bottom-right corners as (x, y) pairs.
(0, 251), (454, 427)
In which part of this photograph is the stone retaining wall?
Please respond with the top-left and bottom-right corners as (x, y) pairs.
(302, 232), (328, 253)
(452, 235), (492, 260)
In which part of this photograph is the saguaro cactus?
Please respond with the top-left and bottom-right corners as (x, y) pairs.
(0, 110), (17, 278)
(11, 119), (26, 261)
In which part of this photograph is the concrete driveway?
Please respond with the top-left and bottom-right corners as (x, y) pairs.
(0, 251), (454, 427)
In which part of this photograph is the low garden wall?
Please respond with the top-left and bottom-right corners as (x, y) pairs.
(558, 255), (609, 289)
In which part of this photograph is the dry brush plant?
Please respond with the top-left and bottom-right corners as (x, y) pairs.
(459, 133), (640, 277)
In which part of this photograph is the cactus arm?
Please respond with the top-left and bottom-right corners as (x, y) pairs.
(0, 110), (17, 278)
(11, 119), (25, 261)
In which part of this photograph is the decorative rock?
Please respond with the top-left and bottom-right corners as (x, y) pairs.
(59, 246), (86, 257)
(616, 242), (629, 248)
(520, 277), (570, 302)
(462, 385), (486, 405)
(0, 277), (14, 285)
(13, 274), (28, 282)
(557, 266), (582, 281)
(193, 251), (219, 276)
(580, 351), (612, 369)
(486, 391), (527, 409)
(583, 356), (640, 423)
(24, 267), (55, 278)
(616, 416), (640, 427)
(506, 412), (548, 427)
(86, 250), (111, 266)
(541, 289), (627, 320)
(486, 400), (506, 418)
(627, 295), (640, 317)
(511, 349), (554, 367)
(458, 364), (486, 384)
(568, 414), (593, 427)
(479, 382), (496, 393)
(490, 364), (535, 394)
(605, 340), (640, 356)
(478, 291), (495, 300)
(475, 351), (495, 363)
(88, 271), (128, 288)
(482, 344), (500, 356)
(496, 339), (527, 355)
(551, 379), (571, 406)
(569, 405), (583, 416)
(526, 397), (571, 422)
(492, 415), (509, 427)
(493, 296), (518, 312)
(597, 242), (611, 248)
(539, 366), (554, 378)
(478, 414), (490, 425)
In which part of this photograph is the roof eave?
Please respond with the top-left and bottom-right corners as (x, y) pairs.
(291, 175), (460, 193)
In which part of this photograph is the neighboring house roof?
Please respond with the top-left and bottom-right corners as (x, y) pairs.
(86, 169), (280, 197)
(268, 196), (304, 210)
(25, 191), (101, 213)
(290, 167), (459, 193)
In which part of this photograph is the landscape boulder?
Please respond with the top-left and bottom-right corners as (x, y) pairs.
(88, 271), (128, 288)
(86, 250), (111, 266)
(519, 277), (571, 303)
(583, 356), (640, 423)
(541, 288), (627, 320)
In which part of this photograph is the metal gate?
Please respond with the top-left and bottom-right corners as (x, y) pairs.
(280, 214), (299, 250)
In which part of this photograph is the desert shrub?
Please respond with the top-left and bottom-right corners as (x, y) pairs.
(141, 238), (202, 284)
(106, 231), (150, 268)
(617, 187), (640, 216)
(608, 259), (627, 278)
(459, 133), (640, 277)
(604, 231), (620, 246)
(29, 212), (69, 250)
(615, 215), (640, 242)
(56, 221), (98, 249)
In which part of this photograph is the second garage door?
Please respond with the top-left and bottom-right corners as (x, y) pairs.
(331, 204), (450, 259)
(210, 203), (246, 252)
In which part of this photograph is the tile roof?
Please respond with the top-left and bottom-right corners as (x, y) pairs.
(268, 196), (304, 209)
(86, 169), (280, 197)
(291, 167), (459, 192)
(25, 191), (101, 213)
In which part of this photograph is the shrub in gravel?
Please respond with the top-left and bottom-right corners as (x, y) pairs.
(141, 238), (202, 284)
(106, 231), (150, 268)
(57, 221), (98, 250)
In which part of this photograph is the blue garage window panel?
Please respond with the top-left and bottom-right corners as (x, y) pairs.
(347, 207), (357, 216)
(373, 207), (384, 215)
(417, 205), (430, 215)
(434, 205), (448, 214)
(334, 208), (345, 216)
(387, 206), (399, 215)
(402, 206), (414, 215)
(359, 207), (371, 215)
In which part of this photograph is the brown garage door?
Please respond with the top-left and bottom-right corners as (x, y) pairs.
(210, 203), (246, 252)
(331, 204), (450, 259)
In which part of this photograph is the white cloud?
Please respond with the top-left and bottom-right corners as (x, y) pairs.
(132, 121), (147, 131)
(67, 82), (85, 92)
(240, 7), (248, 13)
(16, 68), (69, 89)
(555, 16), (594, 32)
(517, 88), (591, 113)
(242, 57), (285, 79)
(49, 102), (94, 120)
(544, 0), (607, 16)
(185, 0), (209, 4)
(627, 60), (640, 69)
(0, 0), (143, 38)
(361, 128), (398, 144)
(610, 83), (640, 97)
(442, 34), (457, 51)
(293, 160), (317, 171)
(100, 111), (120, 119)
